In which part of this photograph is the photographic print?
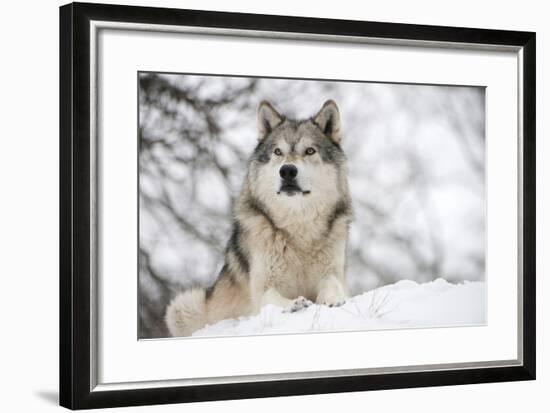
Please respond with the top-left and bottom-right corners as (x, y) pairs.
(60, 4), (535, 408)
(138, 73), (486, 339)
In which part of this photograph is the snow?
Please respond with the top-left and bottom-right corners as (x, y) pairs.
(192, 278), (486, 337)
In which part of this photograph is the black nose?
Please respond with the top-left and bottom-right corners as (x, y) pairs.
(279, 164), (298, 180)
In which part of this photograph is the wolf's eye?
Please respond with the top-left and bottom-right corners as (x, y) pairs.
(274, 148), (283, 156)
(305, 147), (316, 156)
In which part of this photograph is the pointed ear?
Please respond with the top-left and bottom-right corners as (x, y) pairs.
(258, 100), (283, 139)
(313, 100), (342, 144)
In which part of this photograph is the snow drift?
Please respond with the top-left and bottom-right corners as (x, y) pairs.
(192, 278), (486, 337)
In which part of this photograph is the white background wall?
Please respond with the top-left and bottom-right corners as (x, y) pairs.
(0, 0), (546, 411)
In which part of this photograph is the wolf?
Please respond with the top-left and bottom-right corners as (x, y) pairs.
(165, 100), (353, 337)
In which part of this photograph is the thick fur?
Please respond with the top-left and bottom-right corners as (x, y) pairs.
(165, 100), (353, 337)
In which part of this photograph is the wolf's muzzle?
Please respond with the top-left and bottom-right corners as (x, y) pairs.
(278, 164), (306, 196)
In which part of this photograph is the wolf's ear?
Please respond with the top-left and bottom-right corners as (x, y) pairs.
(313, 100), (342, 144)
(258, 100), (283, 139)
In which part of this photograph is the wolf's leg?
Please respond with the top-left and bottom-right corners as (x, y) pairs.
(260, 287), (292, 307)
(259, 288), (312, 312)
(315, 275), (347, 307)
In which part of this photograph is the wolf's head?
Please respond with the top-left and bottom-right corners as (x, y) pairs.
(246, 100), (349, 218)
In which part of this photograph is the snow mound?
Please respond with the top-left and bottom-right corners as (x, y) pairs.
(192, 278), (486, 337)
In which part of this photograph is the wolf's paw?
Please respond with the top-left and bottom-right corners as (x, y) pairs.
(285, 296), (313, 313)
(325, 300), (346, 308)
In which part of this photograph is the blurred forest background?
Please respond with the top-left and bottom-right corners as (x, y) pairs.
(138, 73), (485, 338)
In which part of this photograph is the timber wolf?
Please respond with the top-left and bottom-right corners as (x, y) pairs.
(165, 100), (353, 337)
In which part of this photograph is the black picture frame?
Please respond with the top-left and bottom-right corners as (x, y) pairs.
(60, 2), (536, 410)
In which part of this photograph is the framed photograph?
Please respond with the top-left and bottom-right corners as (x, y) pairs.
(60, 2), (536, 409)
